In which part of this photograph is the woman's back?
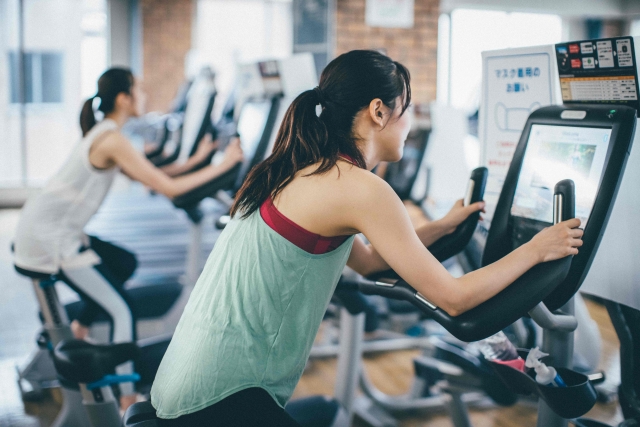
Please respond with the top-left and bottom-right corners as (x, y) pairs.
(272, 159), (379, 237)
(14, 119), (119, 273)
(150, 205), (355, 418)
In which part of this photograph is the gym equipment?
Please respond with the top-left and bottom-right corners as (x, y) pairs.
(122, 99), (636, 427)
(335, 168), (504, 427)
(14, 260), (177, 426)
(375, 126), (431, 202)
(342, 103), (637, 427)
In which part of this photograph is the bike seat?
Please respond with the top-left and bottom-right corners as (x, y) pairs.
(123, 401), (159, 427)
(64, 279), (183, 322)
(14, 265), (56, 281)
(54, 339), (139, 384)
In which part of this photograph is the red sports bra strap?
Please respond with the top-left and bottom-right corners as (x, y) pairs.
(260, 198), (351, 254)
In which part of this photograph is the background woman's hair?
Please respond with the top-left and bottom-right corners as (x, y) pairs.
(231, 49), (411, 218)
(80, 68), (135, 136)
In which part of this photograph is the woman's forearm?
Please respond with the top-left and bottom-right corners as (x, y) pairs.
(444, 243), (541, 315)
(416, 219), (454, 247)
(359, 219), (453, 276)
(163, 161), (236, 198)
(161, 161), (191, 177)
(160, 154), (203, 177)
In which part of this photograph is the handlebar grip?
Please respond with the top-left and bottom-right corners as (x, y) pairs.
(465, 167), (489, 207)
(428, 167), (488, 262)
(553, 179), (576, 224)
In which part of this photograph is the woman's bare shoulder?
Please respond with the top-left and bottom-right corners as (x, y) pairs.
(331, 161), (398, 207)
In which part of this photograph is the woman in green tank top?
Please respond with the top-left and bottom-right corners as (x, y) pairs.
(151, 50), (583, 427)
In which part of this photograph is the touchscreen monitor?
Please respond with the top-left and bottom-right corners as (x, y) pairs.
(236, 100), (272, 159)
(511, 124), (612, 226)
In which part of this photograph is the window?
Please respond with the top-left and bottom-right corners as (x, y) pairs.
(196, 0), (294, 118)
(438, 9), (563, 112)
(8, 51), (63, 104)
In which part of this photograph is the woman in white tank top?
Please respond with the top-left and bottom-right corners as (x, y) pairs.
(13, 68), (243, 411)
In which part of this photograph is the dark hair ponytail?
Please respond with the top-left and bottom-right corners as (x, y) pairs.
(231, 50), (411, 218)
(80, 67), (135, 136)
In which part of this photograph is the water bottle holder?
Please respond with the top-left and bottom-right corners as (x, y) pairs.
(490, 350), (597, 419)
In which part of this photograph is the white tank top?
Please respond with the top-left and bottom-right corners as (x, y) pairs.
(14, 119), (120, 273)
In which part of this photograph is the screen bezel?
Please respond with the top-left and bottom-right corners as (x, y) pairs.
(236, 99), (274, 158)
(481, 104), (636, 312)
(509, 123), (614, 233)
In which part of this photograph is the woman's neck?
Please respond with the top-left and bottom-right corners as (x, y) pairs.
(356, 140), (381, 171)
(104, 110), (130, 129)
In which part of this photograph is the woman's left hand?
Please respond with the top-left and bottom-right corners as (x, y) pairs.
(440, 199), (485, 234)
(194, 133), (219, 162)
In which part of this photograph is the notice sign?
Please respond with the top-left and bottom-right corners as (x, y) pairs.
(365, 0), (414, 28)
(556, 37), (640, 110)
(479, 45), (559, 231)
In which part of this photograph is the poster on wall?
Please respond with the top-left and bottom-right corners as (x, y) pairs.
(478, 45), (561, 239)
(365, 0), (414, 29)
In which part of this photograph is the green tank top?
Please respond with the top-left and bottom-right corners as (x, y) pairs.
(150, 210), (355, 419)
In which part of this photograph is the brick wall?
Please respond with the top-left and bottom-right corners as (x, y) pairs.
(335, 0), (439, 104)
(141, 0), (193, 112)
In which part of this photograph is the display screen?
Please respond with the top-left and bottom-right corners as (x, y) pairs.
(236, 100), (272, 159)
(511, 124), (611, 226)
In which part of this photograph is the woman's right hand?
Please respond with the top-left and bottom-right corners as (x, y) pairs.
(221, 137), (244, 167)
(194, 133), (219, 162)
(528, 218), (584, 263)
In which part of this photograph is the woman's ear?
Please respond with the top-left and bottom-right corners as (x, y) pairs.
(368, 98), (385, 128)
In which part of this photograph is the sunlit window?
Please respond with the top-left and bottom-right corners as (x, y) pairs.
(0, 0), (108, 187)
(8, 52), (64, 104)
(80, 3), (108, 98)
(196, 0), (293, 119)
(439, 9), (563, 112)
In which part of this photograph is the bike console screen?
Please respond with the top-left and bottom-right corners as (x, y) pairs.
(511, 124), (612, 228)
(236, 100), (272, 159)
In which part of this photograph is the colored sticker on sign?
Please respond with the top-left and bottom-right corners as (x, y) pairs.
(581, 42), (594, 54)
(583, 57), (595, 69)
(571, 58), (582, 68)
(569, 44), (580, 54)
